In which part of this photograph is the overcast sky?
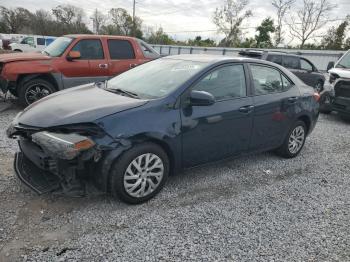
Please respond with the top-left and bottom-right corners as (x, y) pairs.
(2, 0), (350, 44)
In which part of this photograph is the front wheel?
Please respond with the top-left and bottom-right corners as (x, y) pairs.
(275, 121), (307, 158)
(18, 78), (56, 106)
(109, 143), (169, 204)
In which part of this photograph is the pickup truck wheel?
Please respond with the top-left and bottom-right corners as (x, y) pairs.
(319, 93), (332, 114)
(19, 78), (56, 106)
(314, 80), (324, 93)
(13, 49), (22, 52)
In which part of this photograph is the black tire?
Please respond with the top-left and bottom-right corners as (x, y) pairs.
(275, 120), (307, 158)
(109, 142), (169, 204)
(339, 114), (350, 122)
(18, 78), (56, 106)
(314, 80), (324, 93)
(319, 93), (332, 114)
(13, 49), (22, 52)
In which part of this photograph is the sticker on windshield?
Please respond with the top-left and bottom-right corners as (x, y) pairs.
(171, 65), (201, 71)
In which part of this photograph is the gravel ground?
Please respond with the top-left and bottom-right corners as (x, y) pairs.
(0, 97), (349, 262)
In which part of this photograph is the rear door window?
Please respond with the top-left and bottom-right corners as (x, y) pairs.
(71, 39), (104, 60)
(300, 58), (313, 71)
(266, 54), (282, 65)
(108, 40), (135, 59)
(37, 38), (45, 45)
(250, 64), (289, 95)
(282, 56), (300, 69)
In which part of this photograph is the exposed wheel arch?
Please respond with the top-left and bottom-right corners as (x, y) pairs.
(17, 73), (59, 92)
(298, 115), (311, 134)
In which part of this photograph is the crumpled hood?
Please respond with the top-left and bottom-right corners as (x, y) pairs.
(17, 84), (148, 128)
(0, 52), (51, 63)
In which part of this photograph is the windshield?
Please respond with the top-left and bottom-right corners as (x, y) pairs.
(43, 37), (73, 57)
(336, 50), (350, 69)
(107, 58), (208, 99)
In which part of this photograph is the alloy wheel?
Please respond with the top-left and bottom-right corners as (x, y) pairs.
(288, 126), (305, 154)
(123, 153), (164, 198)
(25, 84), (51, 104)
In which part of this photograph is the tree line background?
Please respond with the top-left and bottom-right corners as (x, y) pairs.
(0, 0), (349, 50)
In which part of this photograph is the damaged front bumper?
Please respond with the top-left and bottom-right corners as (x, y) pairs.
(15, 137), (93, 195)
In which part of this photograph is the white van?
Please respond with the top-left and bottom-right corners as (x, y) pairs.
(9, 35), (56, 52)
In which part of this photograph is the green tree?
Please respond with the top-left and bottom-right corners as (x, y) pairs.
(0, 6), (31, 33)
(213, 0), (252, 47)
(187, 36), (216, 47)
(255, 17), (275, 48)
(52, 5), (91, 35)
(321, 16), (349, 50)
(147, 27), (174, 45)
(239, 37), (256, 48)
(108, 8), (142, 38)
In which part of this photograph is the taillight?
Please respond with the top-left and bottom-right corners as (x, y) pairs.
(313, 92), (320, 102)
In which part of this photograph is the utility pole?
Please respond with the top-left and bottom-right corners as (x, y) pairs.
(132, 0), (136, 36)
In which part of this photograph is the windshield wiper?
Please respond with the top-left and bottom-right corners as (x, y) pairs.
(113, 88), (140, 98)
(42, 50), (50, 56)
(103, 87), (139, 99)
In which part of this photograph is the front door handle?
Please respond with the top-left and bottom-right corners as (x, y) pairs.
(287, 97), (298, 104)
(239, 105), (254, 114)
(99, 63), (108, 69)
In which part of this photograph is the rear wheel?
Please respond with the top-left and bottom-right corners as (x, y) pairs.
(18, 78), (56, 106)
(275, 121), (307, 158)
(314, 80), (324, 93)
(109, 143), (169, 204)
(339, 113), (350, 122)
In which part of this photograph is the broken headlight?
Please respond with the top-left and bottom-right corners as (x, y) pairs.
(32, 131), (95, 160)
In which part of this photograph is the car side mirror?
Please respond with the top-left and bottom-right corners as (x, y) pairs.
(327, 61), (335, 71)
(67, 51), (81, 61)
(189, 90), (215, 106)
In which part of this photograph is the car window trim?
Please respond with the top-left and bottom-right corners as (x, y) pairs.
(107, 39), (136, 60)
(247, 62), (295, 96)
(70, 39), (105, 60)
(180, 62), (251, 106)
(300, 58), (314, 71)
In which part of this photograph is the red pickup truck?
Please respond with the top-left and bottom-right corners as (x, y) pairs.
(0, 35), (160, 105)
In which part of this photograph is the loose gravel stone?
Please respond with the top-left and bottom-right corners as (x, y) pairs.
(0, 98), (349, 261)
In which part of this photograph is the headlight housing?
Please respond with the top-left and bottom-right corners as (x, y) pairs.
(32, 131), (95, 160)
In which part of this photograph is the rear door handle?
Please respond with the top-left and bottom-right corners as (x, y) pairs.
(287, 97), (298, 103)
(239, 105), (254, 114)
(130, 63), (138, 68)
(99, 63), (108, 69)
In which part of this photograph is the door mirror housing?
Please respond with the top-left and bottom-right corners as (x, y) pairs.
(327, 61), (335, 71)
(189, 90), (215, 106)
(67, 51), (81, 61)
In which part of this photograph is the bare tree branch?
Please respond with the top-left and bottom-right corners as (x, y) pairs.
(286, 0), (336, 48)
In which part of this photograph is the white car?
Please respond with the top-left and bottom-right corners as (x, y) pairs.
(9, 35), (56, 52)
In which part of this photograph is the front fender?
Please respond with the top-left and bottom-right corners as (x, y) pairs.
(2, 60), (55, 81)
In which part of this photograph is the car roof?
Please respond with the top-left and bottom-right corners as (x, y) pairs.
(163, 54), (263, 64)
(64, 34), (137, 41)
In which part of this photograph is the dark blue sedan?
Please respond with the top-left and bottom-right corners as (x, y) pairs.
(7, 55), (320, 204)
